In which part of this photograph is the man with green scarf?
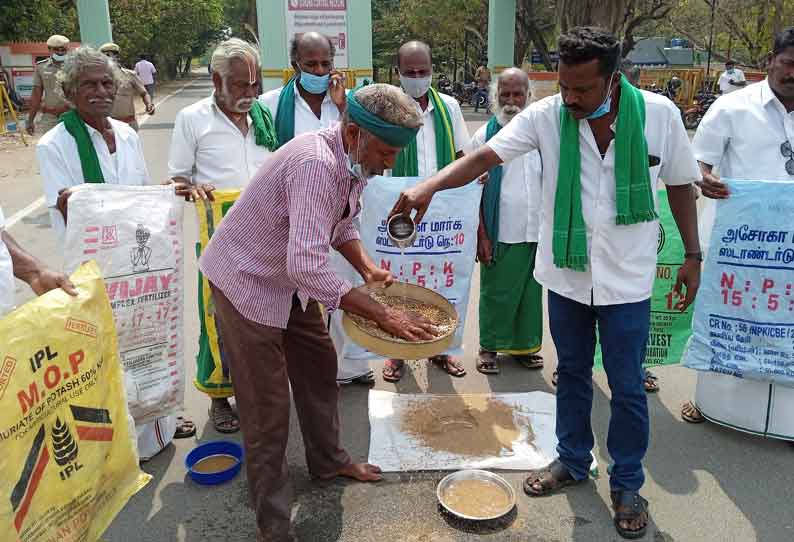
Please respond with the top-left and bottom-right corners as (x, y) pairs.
(168, 38), (278, 433)
(381, 40), (472, 382)
(36, 45), (195, 459)
(470, 67), (544, 375)
(392, 28), (701, 540)
(259, 32), (347, 147)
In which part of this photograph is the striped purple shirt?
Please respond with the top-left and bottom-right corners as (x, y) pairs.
(199, 125), (363, 329)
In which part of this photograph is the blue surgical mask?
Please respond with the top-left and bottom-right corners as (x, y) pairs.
(299, 70), (330, 94)
(52, 53), (66, 62)
(585, 72), (617, 120)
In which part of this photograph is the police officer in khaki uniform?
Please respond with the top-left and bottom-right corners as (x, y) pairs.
(26, 35), (71, 135)
(99, 42), (155, 131)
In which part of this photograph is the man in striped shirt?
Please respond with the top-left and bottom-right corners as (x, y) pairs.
(199, 84), (433, 542)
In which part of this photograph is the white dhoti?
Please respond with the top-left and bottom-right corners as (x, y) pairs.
(136, 415), (177, 461)
(695, 198), (794, 440)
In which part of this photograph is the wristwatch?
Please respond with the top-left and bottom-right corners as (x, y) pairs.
(684, 251), (703, 262)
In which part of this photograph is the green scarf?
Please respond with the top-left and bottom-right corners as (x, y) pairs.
(248, 101), (278, 151)
(347, 91), (419, 147)
(482, 116), (503, 261)
(61, 109), (104, 183)
(553, 76), (656, 271)
(275, 77), (296, 147)
(392, 87), (456, 176)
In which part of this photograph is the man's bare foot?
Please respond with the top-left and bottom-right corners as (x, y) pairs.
(322, 462), (383, 482)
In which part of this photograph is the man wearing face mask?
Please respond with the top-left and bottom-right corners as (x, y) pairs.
(168, 38), (278, 434)
(469, 68), (545, 376)
(391, 27), (701, 540)
(36, 46), (194, 460)
(259, 32), (347, 146)
(199, 84), (433, 542)
(261, 33), (368, 386)
(26, 35), (72, 136)
(718, 59), (746, 94)
(381, 40), (471, 383)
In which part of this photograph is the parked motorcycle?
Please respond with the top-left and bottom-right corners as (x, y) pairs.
(683, 91), (718, 130)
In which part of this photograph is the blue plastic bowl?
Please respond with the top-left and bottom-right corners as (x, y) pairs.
(185, 440), (244, 485)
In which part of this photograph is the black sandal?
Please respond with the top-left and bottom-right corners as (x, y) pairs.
(523, 458), (582, 496)
(514, 353), (544, 370)
(611, 490), (650, 540)
(476, 350), (499, 374)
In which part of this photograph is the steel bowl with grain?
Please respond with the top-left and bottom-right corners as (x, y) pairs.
(437, 469), (516, 521)
(342, 281), (458, 359)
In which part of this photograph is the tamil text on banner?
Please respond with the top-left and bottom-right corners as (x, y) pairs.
(286, 0), (348, 68)
(0, 261), (150, 542)
(683, 179), (794, 386)
(195, 190), (241, 398)
(63, 185), (184, 424)
(352, 176), (481, 358)
(596, 189), (693, 368)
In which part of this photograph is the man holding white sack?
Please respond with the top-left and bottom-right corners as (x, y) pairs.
(681, 27), (794, 443)
(35, 46), (194, 459)
(378, 40), (472, 383)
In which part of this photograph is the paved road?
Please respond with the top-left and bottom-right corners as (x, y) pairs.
(5, 76), (794, 542)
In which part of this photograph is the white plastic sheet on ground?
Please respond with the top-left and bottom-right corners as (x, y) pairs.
(63, 185), (184, 425)
(367, 390), (559, 472)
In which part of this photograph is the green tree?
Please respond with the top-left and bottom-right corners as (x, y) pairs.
(0, 0), (78, 42)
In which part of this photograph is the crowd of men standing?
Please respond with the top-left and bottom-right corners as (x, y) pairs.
(4, 24), (794, 542)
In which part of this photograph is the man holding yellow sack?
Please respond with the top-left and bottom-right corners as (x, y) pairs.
(0, 205), (76, 314)
(168, 38), (277, 433)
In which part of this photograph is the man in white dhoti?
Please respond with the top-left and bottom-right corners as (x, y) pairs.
(683, 28), (794, 445)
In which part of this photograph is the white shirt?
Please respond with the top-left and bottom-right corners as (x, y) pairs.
(259, 86), (342, 136)
(487, 91), (700, 306)
(135, 59), (156, 85)
(718, 68), (746, 94)
(468, 121), (542, 243)
(168, 95), (272, 189)
(0, 206), (15, 316)
(410, 92), (470, 176)
(37, 118), (150, 240)
(694, 79), (794, 250)
(691, 79), (794, 434)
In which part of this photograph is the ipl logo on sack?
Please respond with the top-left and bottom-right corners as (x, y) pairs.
(10, 405), (115, 532)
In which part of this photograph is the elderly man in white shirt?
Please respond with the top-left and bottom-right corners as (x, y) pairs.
(393, 28), (701, 540)
(379, 40), (472, 383)
(682, 28), (794, 445)
(718, 59), (747, 95)
(168, 38), (278, 433)
(35, 46), (192, 460)
(470, 68), (545, 375)
(0, 206), (76, 316)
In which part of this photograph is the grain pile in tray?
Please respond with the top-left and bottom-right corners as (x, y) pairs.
(348, 291), (456, 342)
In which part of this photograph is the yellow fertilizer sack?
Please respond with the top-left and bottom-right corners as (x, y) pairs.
(195, 190), (241, 398)
(0, 261), (150, 542)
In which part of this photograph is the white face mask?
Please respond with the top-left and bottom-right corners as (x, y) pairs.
(399, 73), (432, 99)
